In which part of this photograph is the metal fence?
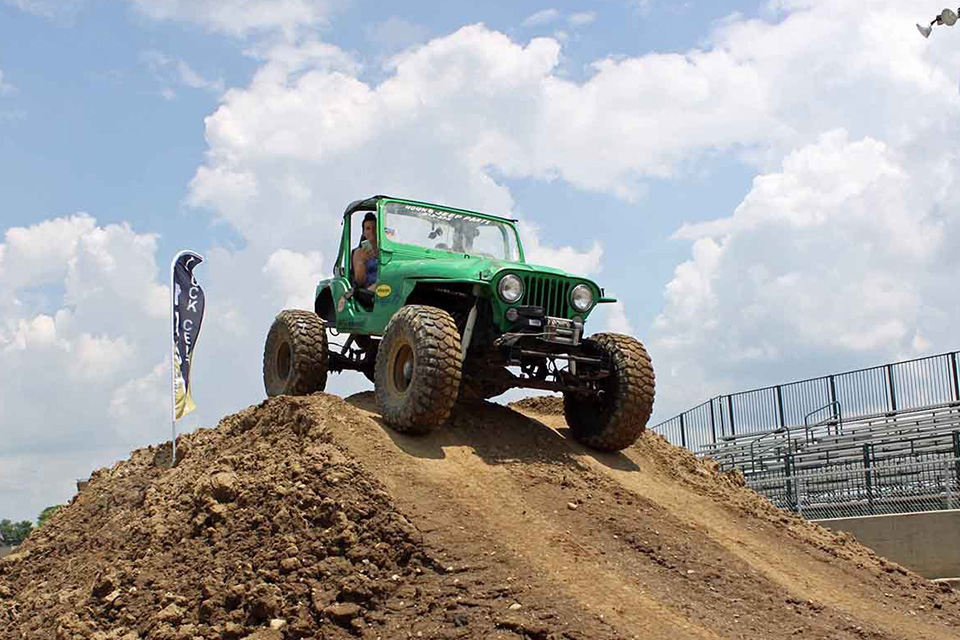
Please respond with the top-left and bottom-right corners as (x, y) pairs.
(747, 443), (960, 520)
(654, 350), (960, 453)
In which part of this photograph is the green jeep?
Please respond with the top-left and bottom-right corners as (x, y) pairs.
(263, 195), (655, 451)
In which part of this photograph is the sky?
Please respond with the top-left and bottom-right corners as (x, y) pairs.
(1, 0), (959, 523)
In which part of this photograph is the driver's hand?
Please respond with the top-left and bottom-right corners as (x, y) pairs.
(359, 246), (375, 261)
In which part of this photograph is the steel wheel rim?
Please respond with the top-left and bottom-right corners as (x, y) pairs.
(277, 341), (292, 379)
(392, 343), (414, 393)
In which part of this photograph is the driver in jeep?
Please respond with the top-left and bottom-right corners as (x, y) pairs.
(352, 212), (378, 290)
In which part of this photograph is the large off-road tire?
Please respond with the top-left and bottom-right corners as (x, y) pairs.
(563, 333), (655, 451)
(263, 310), (329, 397)
(375, 305), (462, 433)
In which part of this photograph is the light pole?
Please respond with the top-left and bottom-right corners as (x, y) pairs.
(918, 8), (960, 38)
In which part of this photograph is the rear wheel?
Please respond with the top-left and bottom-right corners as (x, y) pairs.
(375, 305), (462, 433)
(263, 310), (328, 397)
(563, 333), (655, 451)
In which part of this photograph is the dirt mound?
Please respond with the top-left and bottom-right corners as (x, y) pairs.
(3, 393), (960, 640)
(507, 395), (563, 415)
(0, 396), (617, 640)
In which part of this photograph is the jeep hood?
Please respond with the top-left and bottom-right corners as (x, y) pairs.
(385, 255), (581, 283)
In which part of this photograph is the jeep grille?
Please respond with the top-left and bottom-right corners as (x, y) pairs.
(521, 275), (571, 319)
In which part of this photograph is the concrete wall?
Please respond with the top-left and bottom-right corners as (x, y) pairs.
(815, 510), (960, 579)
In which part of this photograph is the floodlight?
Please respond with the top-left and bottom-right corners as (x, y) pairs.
(917, 7), (960, 38)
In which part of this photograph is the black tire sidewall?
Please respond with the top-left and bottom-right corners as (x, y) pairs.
(263, 310), (329, 397)
(375, 305), (462, 432)
(563, 333), (655, 451)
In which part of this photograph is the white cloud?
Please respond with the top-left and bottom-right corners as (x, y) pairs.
(3, 0), (84, 18)
(128, 0), (334, 38)
(3, 314), (61, 351)
(141, 50), (225, 98)
(190, 27), (554, 244)
(568, 12), (596, 27)
(522, 9), (561, 28)
(186, 22), (774, 243)
(176, 59), (225, 93)
(602, 302), (635, 335)
(109, 361), (169, 436)
(262, 249), (324, 310)
(651, 129), (960, 418)
(0, 214), (96, 291)
(242, 38), (361, 75)
(0, 216), (173, 519)
(0, 212), (333, 520)
(517, 221), (603, 276)
(643, 0), (960, 418)
(365, 16), (431, 55)
(71, 334), (136, 381)
(0, 68), (14, 95)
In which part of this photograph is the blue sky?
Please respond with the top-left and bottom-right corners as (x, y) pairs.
(0, 0), (762, 352)
(2, 0), (959, 522)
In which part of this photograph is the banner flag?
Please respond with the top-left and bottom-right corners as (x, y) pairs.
(171, 251), (205, 421)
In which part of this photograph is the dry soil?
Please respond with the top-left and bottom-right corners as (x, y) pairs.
(2, 392), (958, 640)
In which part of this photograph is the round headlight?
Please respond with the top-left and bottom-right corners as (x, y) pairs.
(571, 284), (594, 312)
(498, 274), (524, 303)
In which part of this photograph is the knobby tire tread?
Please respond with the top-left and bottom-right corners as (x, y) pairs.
(564, 332), (655, 451)
(263, 309), (329, 397)
(375, 305), (462, 433)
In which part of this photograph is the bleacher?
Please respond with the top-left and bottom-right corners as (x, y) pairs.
(653, 351), (960, 518)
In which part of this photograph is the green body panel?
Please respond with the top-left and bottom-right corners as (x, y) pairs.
(315, 197), (612, 337)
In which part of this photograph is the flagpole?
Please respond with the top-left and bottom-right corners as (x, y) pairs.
(170, 250), (182, 469)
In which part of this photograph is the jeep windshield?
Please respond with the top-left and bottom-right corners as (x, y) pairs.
(382, 201), (521, 261)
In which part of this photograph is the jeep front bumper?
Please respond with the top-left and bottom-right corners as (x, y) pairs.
(499, 306), (583, 347)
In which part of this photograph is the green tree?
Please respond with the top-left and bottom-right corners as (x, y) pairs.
(0, 519), (33, 546)
(37, 505), (61, 528)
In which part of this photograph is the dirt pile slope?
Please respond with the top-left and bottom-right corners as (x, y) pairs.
(0, 396), (618, 640)
(3, 392), (960, 640)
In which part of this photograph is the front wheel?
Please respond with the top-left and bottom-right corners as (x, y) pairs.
(375, 305), (462, 433)
(563, 333), (655, 451)
(263, 310), (329, 397)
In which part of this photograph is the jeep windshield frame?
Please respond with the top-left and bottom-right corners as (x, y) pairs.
(378, 199), (524, 262)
